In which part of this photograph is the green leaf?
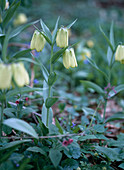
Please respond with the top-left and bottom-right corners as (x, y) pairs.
(37, 116), (49, 136)
(27, 146), (46, 156)
(66, 19), (77, 29)
(108, 84), (124, 98)
(49, 149), (62, 167)
(52, 16), (60, 44)
(79, 135), (97, 141)
(0, 140), (31, 151)
(45, 97), (58, 108)
(3, 118), (39, 139)
(51, 46), (68, 64)
(48, 72), (57, 86)
(105, 112), (124, 123)
(15, 57), (39, 65)
(2, 1), (20, 28)
(86, 56), (108, 81)
(81, 80), (104, 94)
(3, 108), (16, 118)
(10, 49), (31, 61)
(0, 0), (6, 11)
(93, 124), (105, 133)
(55, 117), (63, 134)
(107, 22), (115, 66)
(40, 19), (52, 42)
(2, 28), (10, 62)
(61, 159), (79, 169)
(99, 25), (114, 52)
(6, 87), (43, 99)
(9, 20), (39, 39)
(95, 146), (120, 162)
(42, 103), (53, 127)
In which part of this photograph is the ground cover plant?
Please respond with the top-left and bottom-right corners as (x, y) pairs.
(0, 0), (124, 170)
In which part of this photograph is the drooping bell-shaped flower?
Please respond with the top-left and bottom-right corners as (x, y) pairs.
(12, 62), (29, 87)
(56, 27), (68, 48)
(63, 48), (78, 69)
(30, 30), (46, 52)
(0, 64), (12, 89)
(115, 45), (124, 64)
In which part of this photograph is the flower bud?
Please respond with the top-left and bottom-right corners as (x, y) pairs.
(115, 45), (124, 64)
(0, 64), (12, 89)
(56, 28), (68, 48)
(12, 62), (29, 87)
(30, 30), (46, 52)
(63, 48), (78, 69)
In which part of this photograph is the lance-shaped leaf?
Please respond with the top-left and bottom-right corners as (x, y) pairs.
(2, 27), (11, 62)
(55, 117), (63, 134)
(108, 84), (124, 98)
(0, 0), (6, 11)
(45, 97), (58, 108)
(99, 25), (114, 53)
(27, 146), (46, 156)
(6, 86), (43, 99)
(52, 16), (60, 44)
(0, 140), (31, 151)
(81, 80), (104, 95)
(105, 112), (124, 123)
(40, 19), (52, 42)
(51, 46), (68, 64)
(107, 22), (115, 66)
(3, 118), (39, 139)
(10, 49), (31, 61)
(66, 19), (77, 29)
(9, 20), (39, 39)
(2, 1), (20, 28)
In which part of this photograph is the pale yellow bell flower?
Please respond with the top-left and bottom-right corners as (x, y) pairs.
(35, 32), (46, 52)
(56, 28), (68, 48)
(63, 48), (78, 69)
(115, 45), (124, 64)
(30, 30), (38, 50)
(12, 63), (29, 87)
(30, 30), (46, 52)
(0, 64), (12, 89)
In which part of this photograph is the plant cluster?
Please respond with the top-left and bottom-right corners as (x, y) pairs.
(0, 1), (124, 170)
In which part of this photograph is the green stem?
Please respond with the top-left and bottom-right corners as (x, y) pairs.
(88, 101), (102, 128)
(46, 45), (53, 127)
(0, 101), (4, 137)
(103, 99), (107, 123)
